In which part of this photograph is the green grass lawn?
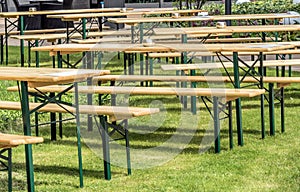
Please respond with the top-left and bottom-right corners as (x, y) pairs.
(0, 46), (299, 191)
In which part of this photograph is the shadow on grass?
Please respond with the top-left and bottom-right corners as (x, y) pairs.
(0, 177), (26, 191)
(12, 162), (124, 181)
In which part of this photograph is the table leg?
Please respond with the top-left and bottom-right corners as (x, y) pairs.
(232, 52), (243, 146)
(0, 34), (3, 65)
(139, 23), (144, 43)
(82, 18), (87, 40)
(4, 18), (9, 65)
(100, 115), (111, 180)
(74, 82), (84, 188)
(20, 81), (35, 192)
(131, 25), (135, 44)
(258, 52), (265, 139)
(20, 16), (25, 67)
(269, 83), (275, 136)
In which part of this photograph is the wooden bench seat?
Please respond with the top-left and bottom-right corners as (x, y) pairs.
(0, 133), (43, 148)
(155, 37), (278, 44)
(161, 59), (300, 71)
(0, 101), (159, 122)
(0, 28), (74, 36)
(0, 132), (43, 192)
(72, 35), (180, 44)
(194, 48), (300, 57)
(91, 74), (300, 86)
(7, 86), (264, 102)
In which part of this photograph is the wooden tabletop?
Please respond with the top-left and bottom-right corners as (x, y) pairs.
(0, 8), (132, 18)
(47, 9), (204, 21)
(31, 42), (296, 54)
(107, 13), (299, 24)
(154, 24), (300, 36)
(0, 67), (110, 87)
(31, 43), (174, 54)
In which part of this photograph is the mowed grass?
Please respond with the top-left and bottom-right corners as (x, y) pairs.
(0, 46), (299, 191)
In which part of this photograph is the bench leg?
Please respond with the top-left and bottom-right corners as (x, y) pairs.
(140, 53), (144, 86)
(49, 93), (57, 141)
(100, 115), (111, 180)
(149, 57), (153, 87)
(0, 35), (3, 65)
(269, 83), (275, 136)
(7, 148), (12, 192)
(213, 97), (220, 153)
(0, 148), (12, 192)
(124, 120), (131, 175)
(280, 88), (285, 133)
(228, 101), (233, 150)
(190, 69), (197, 114)
(123, 53), (127, 75)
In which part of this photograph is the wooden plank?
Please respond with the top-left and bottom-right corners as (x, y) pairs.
(0, 133), (43, 146)
(0, 8), (133, 18)
(7, 85), (264, 98)
(31, 42), (296, 55)
(0, 101), (159, 122)
(91, 75), (300, 85)
(0, 67), (110, 87)
(161, 59), (300, 71)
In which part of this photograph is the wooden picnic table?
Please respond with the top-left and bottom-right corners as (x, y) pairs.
(108, 13), (299, 25)
(31, 42), (295, 54)
(153, 24), (300, 36)
(31, 41), (296, 147)
(0, 67), (109, 191)
(46, 9), (205, 40)
(107, 13), (300, 43)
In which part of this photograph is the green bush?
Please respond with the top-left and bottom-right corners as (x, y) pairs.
(203, 0), (298, 15)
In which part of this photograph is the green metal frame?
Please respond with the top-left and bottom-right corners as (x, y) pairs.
(201, 96), (233, 152)
(0, 148), (12, 192)
(18, 80), (84, 189)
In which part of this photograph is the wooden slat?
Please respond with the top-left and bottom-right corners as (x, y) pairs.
(0, 67), (110, 87)
(0, 101), (159, 122)
(0, 8), (134, 18)
(108, 13), (299, 24)
(92, 75), (300, 85)
(161, 59), (300, 71)
(0, 133), (43, 146)
(31, 42), (296, 55)
(7, 85), (264, 98)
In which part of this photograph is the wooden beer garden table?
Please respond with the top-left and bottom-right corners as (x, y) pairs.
(107, 13), (299, 43)
(31, 42), (296, 147)
(46, 9), (205, 40)
(153, 24), (300, 42)
(0, 67), (110, 191)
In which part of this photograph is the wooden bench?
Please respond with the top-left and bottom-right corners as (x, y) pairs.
(0, 133), (43, 191)
(161, 59), (300, 72)
(91, 74), (296, 138)
(155, 37), (279, 44)
(0, 101), (159, 124)
(0, 100), (159, 180)
(71, 35), (181, 44)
